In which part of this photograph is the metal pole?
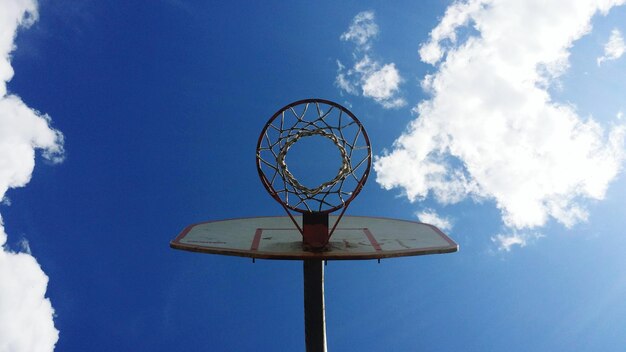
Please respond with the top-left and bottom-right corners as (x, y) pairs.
(303, 259), (326, 352)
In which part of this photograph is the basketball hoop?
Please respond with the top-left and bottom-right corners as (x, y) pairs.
(256, 99), (372, 249)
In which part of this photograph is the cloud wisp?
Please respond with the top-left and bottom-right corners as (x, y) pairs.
(491, 231), (544, 252)
(597, 28), (625, 66)
(374, 0), (626, 251)
(0, 0), (63, 350)
(416, 209), (452, 231)
(336, 11), (406, 109)
(339, 11), (379, 52)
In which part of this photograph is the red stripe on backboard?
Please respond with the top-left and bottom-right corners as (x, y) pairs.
(251, 229), (262, 251)
(363, 228), (382, 251)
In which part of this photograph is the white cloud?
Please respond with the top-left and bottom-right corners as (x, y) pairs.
(0, 0), (37, 97)
(361, 63), (405, 108)
(340, 10), (379, 51)
(597, 28), (625, 65)
(416, 208), (452, 231)
(336, 11), (406, 109)
(491, 231), (544, 251)
(335, 60), (358, 95)
(0, 218), (58, 352)
(375, 0), (626, 241)
(418, 0), (487, 65)
(0, 0), (62, 350)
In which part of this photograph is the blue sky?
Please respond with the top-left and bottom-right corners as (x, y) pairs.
(1, 0), (626, 351)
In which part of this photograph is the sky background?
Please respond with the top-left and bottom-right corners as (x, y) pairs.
(2, 0), (626, 351)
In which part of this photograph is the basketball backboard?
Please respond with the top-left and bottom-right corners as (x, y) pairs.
(171, 215), (457, 260)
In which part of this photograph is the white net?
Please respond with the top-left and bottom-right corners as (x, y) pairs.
(257, 99), (371, 213)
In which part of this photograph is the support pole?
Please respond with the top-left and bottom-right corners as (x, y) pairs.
(303, 259), (326, 352)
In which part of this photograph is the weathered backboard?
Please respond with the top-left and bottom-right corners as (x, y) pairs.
(170, 216), (458, 260)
